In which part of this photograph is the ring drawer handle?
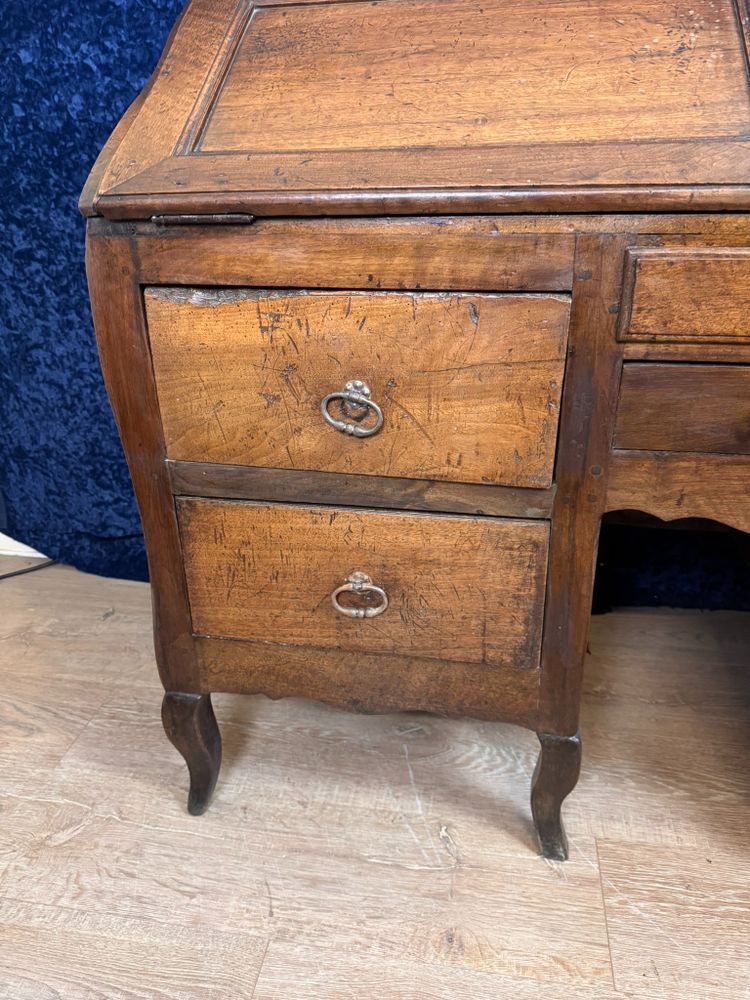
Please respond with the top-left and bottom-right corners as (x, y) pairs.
(331, 572), (389, 619)
(320, 379), (384, 438)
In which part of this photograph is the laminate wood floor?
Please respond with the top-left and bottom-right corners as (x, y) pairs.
(1, 560), (748, 999)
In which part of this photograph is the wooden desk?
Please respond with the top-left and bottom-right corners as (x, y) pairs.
(81, 0), (750, 858)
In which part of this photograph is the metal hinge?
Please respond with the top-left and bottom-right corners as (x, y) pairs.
(150, 213), (256, 226)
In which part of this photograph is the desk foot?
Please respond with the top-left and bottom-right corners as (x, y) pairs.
(162, 692), (222, 815)
(531, 730), (581, 860)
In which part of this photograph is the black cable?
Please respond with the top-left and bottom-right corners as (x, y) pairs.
(0, 558), (57, 581)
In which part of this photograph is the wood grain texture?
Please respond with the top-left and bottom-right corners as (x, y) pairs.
(85, 229), (198, 692)
(146, 289), (570, 488)
(0, 565), (160, 813)
(118, 213), (750, 241)
(168, 460), (556, 519)
(606, 450), (750, 533)
(134, 217), (577, 290)
(2, 565), (750, 998)
(85, 0), (750, 217)
(88, 215), (750, 299)
(193, 637), (540, 726)
(0, 924), (268, 1000)
(621, 340), (750, 363)
(538, 235), (630, 734)
(620, 248), (750, 344)
(88, 185), (750, 220)
(597, 841), (750, 999)
(178, 499), (549, 670)
(200, 0), (750, 156)
(252, 948), (622, 1000)
(614, 364), (750, 455)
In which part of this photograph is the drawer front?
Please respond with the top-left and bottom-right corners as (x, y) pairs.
(177, 499), (549, 670)
(620, 248), (750, 346)
(614, 364), (750, 455)
(146, 288), (570, 489)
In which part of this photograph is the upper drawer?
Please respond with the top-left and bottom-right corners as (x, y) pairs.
(619, 248), (750, 346)
(145, 288), (570, 489)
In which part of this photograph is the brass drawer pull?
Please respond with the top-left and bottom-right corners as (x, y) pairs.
(331, 572), (389, 619)
(320, 379), (384, 438)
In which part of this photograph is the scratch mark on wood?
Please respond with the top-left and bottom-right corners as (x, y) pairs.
(439, 824), (462, 866)
(263, 877), (274, 917)
(387, 395), (435, 446)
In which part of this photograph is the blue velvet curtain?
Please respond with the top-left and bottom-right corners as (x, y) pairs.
(1, 0), (182, 579)
(1, 1), (748, 606)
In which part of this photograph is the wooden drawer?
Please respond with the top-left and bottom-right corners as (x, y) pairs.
(146, 288), (570, 489)
(619, 248), (750, 346)
(614, 364), (750, 455)
(177, 499), (549, 671)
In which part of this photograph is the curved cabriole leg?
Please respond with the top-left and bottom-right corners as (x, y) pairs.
(531, 730), (582, 861)
(161, 692), (222, 815)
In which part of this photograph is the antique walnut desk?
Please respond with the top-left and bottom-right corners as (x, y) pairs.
(81, 0), (750, 859)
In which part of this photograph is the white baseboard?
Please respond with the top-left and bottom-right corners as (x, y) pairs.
(0, 533), (45, 558)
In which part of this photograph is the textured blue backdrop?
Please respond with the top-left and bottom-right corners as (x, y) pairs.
(1, 0), (183, 578)
(1, 1), (748, 606)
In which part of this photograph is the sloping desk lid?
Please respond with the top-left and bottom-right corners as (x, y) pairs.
(82, 0), (750, 218)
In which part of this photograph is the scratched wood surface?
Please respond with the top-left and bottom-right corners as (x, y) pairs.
(145, 288), (570, 488)
(177, 499), (549, 669)
(1, 562), (749, 998)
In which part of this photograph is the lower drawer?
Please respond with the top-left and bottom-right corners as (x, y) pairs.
(614, 363), (750, 455)
(177, 499), (549, 671)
